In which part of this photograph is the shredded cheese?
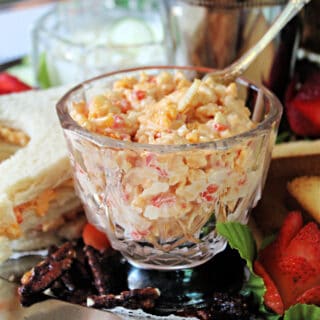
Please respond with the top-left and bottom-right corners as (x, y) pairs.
(0, 125), (30, 147)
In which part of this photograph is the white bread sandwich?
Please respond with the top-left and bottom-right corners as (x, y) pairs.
(0, 87), (85, 262)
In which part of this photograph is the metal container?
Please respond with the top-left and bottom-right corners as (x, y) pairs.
(170, 0), (300, 99)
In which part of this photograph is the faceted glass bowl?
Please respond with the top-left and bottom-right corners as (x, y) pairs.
(56, 66), (282, 270)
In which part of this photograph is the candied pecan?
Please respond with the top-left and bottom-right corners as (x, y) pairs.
(60, 273), (76, 292)
(84, 245), (112, 294)
(50, 242), (75, 262)
(51, 278), (92, 306)
(87, 294), (119, 309)
(18, 242), (76, 306)
(87, 287), (160, 310)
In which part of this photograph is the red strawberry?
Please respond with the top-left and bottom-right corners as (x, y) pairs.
(254, 260), (284, 315)
(258, 211), (302, 273)
(276, 255), (320, 310)
(293, 99), (320, 128)
(285, 222), (320, 272)
(255, 211), (320, 314)
(285, 72), (320, 136)
(0, 72), (32, 94)
(277, 211), (303, 250)
(285, 100), (320, 136)
(296, 286), (320, 305)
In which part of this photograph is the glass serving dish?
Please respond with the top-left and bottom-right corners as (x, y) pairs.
(56, 66), (282, 270)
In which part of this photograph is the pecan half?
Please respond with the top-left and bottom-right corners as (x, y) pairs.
(18, 242), (76, 306)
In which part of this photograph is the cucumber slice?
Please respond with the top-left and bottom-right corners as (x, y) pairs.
(108, 17), (154, 46)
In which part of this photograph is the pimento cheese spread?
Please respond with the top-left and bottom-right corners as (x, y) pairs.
(70, 72), (255, 144)
(70, 71), (261, 249)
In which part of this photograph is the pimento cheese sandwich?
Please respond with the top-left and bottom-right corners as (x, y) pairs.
(0, 87), (84, 262)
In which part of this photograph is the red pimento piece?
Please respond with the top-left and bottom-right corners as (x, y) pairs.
(200, 192), (214, 202)
(146, 153), (156, 166)
(14, 210), (24, 224)
(135, 90), (146, 100)
(151, 193), (176, 208)
(154, 166), (168, 177)
(201, 184), (218, 202)
(147, 75), (156, 83)
(213, 123), (228, 132)
(0, 72), (32, 94)
(238, 176), (247, 186)
(118, 99), (132, 113)
(131, 229), (149, 241)
(112, 115), (125, 129)
(145, 153), (167, 177)
(82, 223), (110, 251)
(206, 184), (218, 193)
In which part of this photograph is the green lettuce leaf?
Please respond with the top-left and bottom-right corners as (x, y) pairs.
(216, 222), (256, 272)
(284, 304), (320, 320)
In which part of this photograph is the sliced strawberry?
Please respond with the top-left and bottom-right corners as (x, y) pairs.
(285, 222), (320, 272)
(274, 256), (320, 310)
(277, 211), (303, 251)
(256, 211), (320, 312)
(258, 240), (282, 276)
(0, 72), (32, 94)
(258, 212), (302, 272)
(254, 260), (284, 315)
(296, 286), (320, 305)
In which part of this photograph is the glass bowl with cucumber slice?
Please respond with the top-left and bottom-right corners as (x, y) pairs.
(32, 0), (174, 88)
